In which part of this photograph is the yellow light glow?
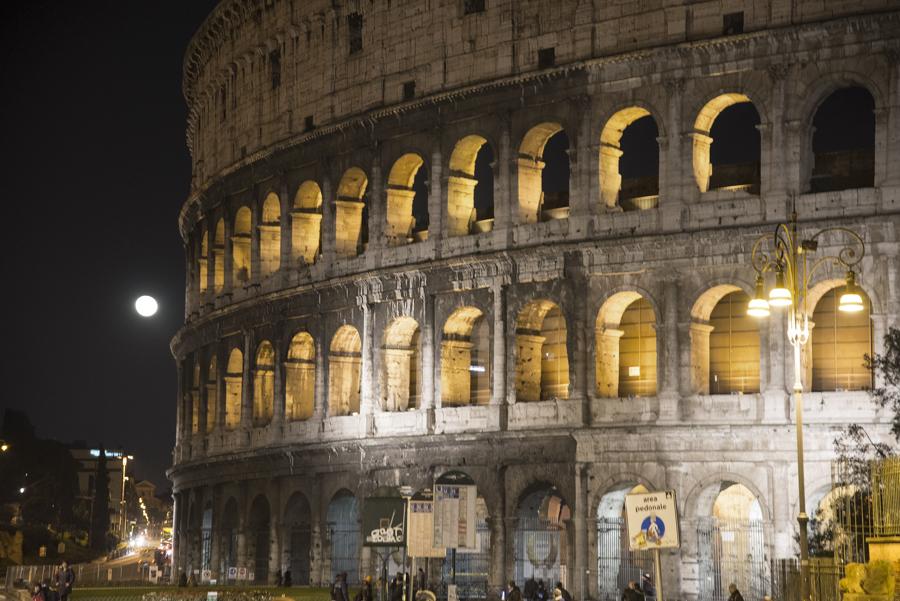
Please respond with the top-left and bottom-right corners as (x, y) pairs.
(748, 297), (770, 318)
(135, 296), (158, 317)
(839, 271), (865, 313)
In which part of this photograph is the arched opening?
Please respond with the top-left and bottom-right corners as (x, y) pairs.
(514, 484), (570, 585)
(285, 332), (316, 421)
(191, 361), (201, 434)
(224, 348), (243, 430)
(691, 286), (760, 395)
(283, 492), (311, 585)
(259, 193), (281, 277)
(219, 497), (239, 579)
(253, 341), (275, 426)
(811, 286), (872, 391)
(206, 356), (218, 432)
(213, 219), (225, 293)
(247, 495), (271, 584)
(386, 153), (429, 245)
(434, 472), (491, 595)
(809, 86), (875, 193)
(518, 124), (570, 223)
(596, 483), (653, 601)
(599, 109), (660, 210)
(693, 95), (761, 194)
(233, 207), (252, 284)
(335, 168), (368, 257)
(516, 300), (569, 402)
(697, 482), (767, 601)
(441, 307), (491, 406)
(595, 293), (658, 398)
(328, 326), (362, 416)
(292, 181), (323, 265)
(201, 503), (213, 574)
(327, 490), (360, 585)
(448, 136), (495, 236)
(199, 231), (209, 293)
(382, 316), (421, 411)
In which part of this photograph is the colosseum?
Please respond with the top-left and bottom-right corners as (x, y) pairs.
(169, 1), (900, 599)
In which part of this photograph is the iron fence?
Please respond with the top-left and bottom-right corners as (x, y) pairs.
(440, 521), (490, 601)
(696, 518), (768, 601)
(514, 518), (566, 587)
(5, 561), (164, 589)
(595, 517), (653, 601)
(872, 456), (900, 537)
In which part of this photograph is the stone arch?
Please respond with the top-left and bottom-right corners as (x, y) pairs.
(206, 355), (218, 433)
(517, 122), (569, 223)
(253, 341), (275, 426)
(595, 482), (653, 599)
(224, 348), (243, 430)
(219, 497), (240, 578)
(190, 361), (201, 434)
(283, 491), (312, 585)
(599, 107), (660, 209)
(808, 280), (873, 392)
(328, 325), (362, 416)
(441, 306), (491, 406)
(515, 299), (569, 402)
(247, 494), (272, 584)
(382, 316), (421, 411)
(292, 180), (323, 265)
(259, 193), (281, 277)
(326, 489), (360, 585)
(199, 230), (209, 293)
(595, 291), (658, 398)
(335, 167), (368, 257)
(386, 153), (429, 245)
(448, 135), (495, 236)
(213, 219), (225, 293)
(691, 94), (761, 194)
(807, 86), (875, 193)
(285, 331), (315, 421)
(513, 482), (571, 584)
(233, 206), (252, 284)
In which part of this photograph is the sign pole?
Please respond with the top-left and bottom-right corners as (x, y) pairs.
(653, 548), (663, 601)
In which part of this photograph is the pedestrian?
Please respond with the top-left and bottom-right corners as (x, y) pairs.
(55, 561), (75, 601)
(555, 583), (572, 601)
(32, 582), (45, 601)
(355, 575), (373, 601)
(40, 579), (54, 601)
(415, 568), (426, 594)
(728, 584), (745, 601)
(333, 573), (347, 601)
(276, 569), (283, 587)
(536, 580), (547, 601)
(390, 573), (403, 601)
(341, 572), (350, 601)
(622, 581), (642, 601)
(524, 578), (537, 601)
(641, 573), (655, 601)
(508, 581), (523, 601)
(284, 570), (292, 587)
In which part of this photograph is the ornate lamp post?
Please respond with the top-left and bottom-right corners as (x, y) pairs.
(748, 211), (865, 601)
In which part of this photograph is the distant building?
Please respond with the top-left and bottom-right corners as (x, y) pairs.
(70, 448), (130, 534)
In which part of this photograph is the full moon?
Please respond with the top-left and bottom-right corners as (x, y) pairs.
(135, 295), (159, 317)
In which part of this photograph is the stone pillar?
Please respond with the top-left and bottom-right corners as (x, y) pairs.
(764, 63), (791, 211)
(172, 491), (183, 579)
(516, 158), (544, 223)
(660, 78), (686, 231)
(422, 292), (436, 417)
(209, 487), (221, 579)
(429, 142), (443, 253)
(241, 332), (253, 431)
(489, 467), (507, 592)
(273, 337), (286, 430)
(216, 347), (227, 432)
(175, 361), (185, 460)
(764, 311), (789, 422)
(367, 158), (384, 253)
(320, 176), (337, 270)
(690, 133), (713, 193)
(279, 183), (292, 279)
(569, 96), (593, 226)
(360, 301), (376, 432)
(314, 327), (327, 419)
(573, 464), (589, 601)
(599, 145), (624, 208)
(250, 198), (261, 287)
(198, 358), (209, 440)
(494, 114), (512, 234)
(595, 328), (624, 399)
(492, 283), (508, 408)
(659, 280), (682, 421)
(689, 323), (715, 394)
(223, 218), (235, 298)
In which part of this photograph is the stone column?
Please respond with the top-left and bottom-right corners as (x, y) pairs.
(494, 114), (512, 234)
(689, 323), (715, 394)
(690, 133), (713, 193)
(660, 78), (686, 231)
(658, 280), (682, 421)
(320, 176), (337, 271)
(573, 464), (589, 601)
(216, 347), (227, 432)
(279, 182), (292, 281)
(314, 326), (327, 419)
(175, 361), (185, 460)
(241, 331), (253, 431)
(367, 157), (385, 253)
(250, 197), (262, 287)
(198, 357), (209, 442)
(223, 218), (235, 299)
(492, 283), (508, 408)
(422, 291), (436, 424)
(273, 336), (286, 431)
(599, 145), (624, 208)
(429, 141), (444, 255)
(489, 466), (507, 592)
(595, 327), (624, 399)
(764, 63), (791, 212)
(360, 301), (376, 433)
(763, 311), (789, 422)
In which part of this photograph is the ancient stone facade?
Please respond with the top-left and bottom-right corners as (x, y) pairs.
(170, 1), (900, 599)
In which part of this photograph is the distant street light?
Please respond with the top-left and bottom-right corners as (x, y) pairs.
(0, 441), (8, 452)
(135, 295), (159, 317)
(748, 209), (865, 601)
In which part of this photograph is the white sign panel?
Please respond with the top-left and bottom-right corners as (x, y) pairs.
(624, 490), (680, 550)
(408, 499), (446, 558)
(433, 484), (477, 549)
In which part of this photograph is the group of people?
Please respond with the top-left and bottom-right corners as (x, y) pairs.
(621, 573), (656, 601)
(331, 568), (431, 601)
(505, 578), (572, 601)
(30, 561), (75, 601)
(274, 569), (293, 587)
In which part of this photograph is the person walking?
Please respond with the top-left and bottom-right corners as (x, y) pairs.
(508, 581), (523, 601)
(641, 573), (655, 601)
(55, 562), (75, 601)
(415, 568), (426, 594)
(284, 570), (292, 587)
(622, 581), (642, 601)
(728, 584), (745, 601)
(535, 580), (548, 601)
(524, 578), (537, 601)
(554, 583), (572, 601)
(340, 572), (350, 601)
(333, 573), (348, 601)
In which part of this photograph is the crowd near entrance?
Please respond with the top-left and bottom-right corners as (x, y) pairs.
(514, 485), (570, 586)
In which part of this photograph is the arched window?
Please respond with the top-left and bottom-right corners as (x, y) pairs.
(693, 95), (761, 194)
(595, 293), (657, 398)
(199, 231), (208, 293)
(285, 332), (316, 421)
(515, 300), (569, 402)
(206, 356), (218, 432)
(292, 181), (323, 265)
(386, 154), (429, 245)
(191, 361), (201, 434)
(382, 317), (420, 411)
(233, 207), (252, 284)
(327, 491), (360, 584)
(328, 325), (362, 416)
(599, 108), (660, 210)
(441, 307), (491, 406)
(709, 290), (760, 394)
(811, 287), (872, 391)
(224, 348), (243, 430)
(253, 341), (275, 426)
(809, 87), (875, 192)
(259, 193), (281, 277)
(447, 136), (494, 236)
(518, 123), (569, 223)
(213, 219), (225, 293)
(335, 168), (368, 257)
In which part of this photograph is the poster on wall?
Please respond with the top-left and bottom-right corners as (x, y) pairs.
(433, 471), (477, 549)
(408, 489), (446, 558)
(362, 496), (407, 547)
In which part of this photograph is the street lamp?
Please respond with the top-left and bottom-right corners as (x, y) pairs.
(121, 455), (134, 540)
(748, 210), (865, 601)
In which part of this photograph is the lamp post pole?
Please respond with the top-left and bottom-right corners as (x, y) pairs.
(121, 455), (134, 541)
(748, 210), (865, 601)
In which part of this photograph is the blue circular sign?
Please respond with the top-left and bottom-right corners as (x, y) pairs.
(640, 515), (665, 543)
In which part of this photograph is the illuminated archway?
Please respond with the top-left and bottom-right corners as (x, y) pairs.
(328, 326), (362, 415)
(213, 219), (225, 293)
(224, 348), (243, 430)
(514, 484), (570, 584)
(599, 108), (660, 210)
(811, 285), (872, 391)
(595, 292), (657, 398)
(199, 230), (208, 293)
(516, 300), (569, 402)
(285, 332), (316, 421)
(518, 123), (569, 223)
(692, 94), (760, 194)
(386, 154), (429, 245)
(206, 356), (218, 432)
(259, 193), (281, 277)
(252, 341), (275, 426)
(448, 136), (494, 236)
(292, 181), (322, 264)
(382, 316), (421, 411)
(335, 168), (368, 257)
(809, 86), (875, 192)
(441, 307), (491, 406)
(191, 361), (201, 434)
(233, 207), (252, 284)
(596, 483), (652, 598)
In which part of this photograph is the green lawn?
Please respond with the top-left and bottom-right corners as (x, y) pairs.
(71, 587), (333, 601)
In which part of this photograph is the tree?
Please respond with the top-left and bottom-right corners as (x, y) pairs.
(866, 327), (900, 441)
(90, 444), (110, 552)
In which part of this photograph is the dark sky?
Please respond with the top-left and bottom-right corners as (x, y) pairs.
(1, 0), (219, 488)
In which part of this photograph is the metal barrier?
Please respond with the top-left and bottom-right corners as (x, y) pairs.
(696, 518), (768, 601)
(5, 562), (163, 589)
(595, 517), (653, 601)
(872, 456), (900, 537)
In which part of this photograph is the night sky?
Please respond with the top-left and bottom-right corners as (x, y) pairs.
(1, 0), (219, 488)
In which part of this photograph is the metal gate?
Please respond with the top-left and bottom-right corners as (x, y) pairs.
(697, 518), (768, 601)
(330, 522), (361, 584)
(441, 520), (490, 600)
(288, 527), (312, 585)
(596, 517), (654, 601)
(254, 527), (270, 583)
(514, 517), (566, 586)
